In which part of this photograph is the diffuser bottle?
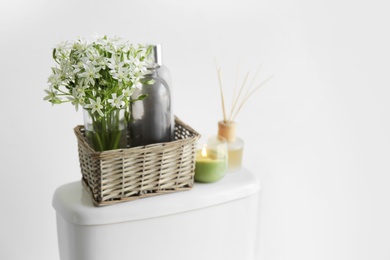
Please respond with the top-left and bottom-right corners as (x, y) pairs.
(129, 45), (173, 147)
(218, 121), (244, 172)
(214, 62), (272, 171)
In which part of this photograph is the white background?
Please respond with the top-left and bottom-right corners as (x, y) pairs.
(1, 0), (390, 259)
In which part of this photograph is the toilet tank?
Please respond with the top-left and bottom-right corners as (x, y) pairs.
(52, 169), (260, 260)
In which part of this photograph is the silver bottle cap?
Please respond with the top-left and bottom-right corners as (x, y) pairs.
(152, 44), (162, 67)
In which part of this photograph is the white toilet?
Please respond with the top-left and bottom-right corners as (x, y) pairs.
(53, 168), (260, 260)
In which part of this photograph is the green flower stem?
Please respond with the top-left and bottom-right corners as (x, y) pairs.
(85, 109), (127, 151)
(89, 113), (104, 151)
(109, 111), (122, 150)
(110, 130), (121, 150)
(88, 130), (104, 151)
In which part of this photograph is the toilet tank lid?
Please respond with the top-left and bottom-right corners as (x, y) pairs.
(52, 168), (260, 226)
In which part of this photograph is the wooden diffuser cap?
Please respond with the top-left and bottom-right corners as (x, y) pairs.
(218, 121), (236, 143)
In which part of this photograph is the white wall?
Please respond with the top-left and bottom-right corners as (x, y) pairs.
(1, 0), (389, 259)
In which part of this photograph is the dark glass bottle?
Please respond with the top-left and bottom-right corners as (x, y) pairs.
(129, 45), (173, 147)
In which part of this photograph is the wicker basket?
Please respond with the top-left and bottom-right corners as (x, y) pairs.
(74, 116), (200, 206)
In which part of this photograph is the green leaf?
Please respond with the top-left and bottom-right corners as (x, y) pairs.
(51, 99), (62, 104)
(141, 79), (155, 85)
(137, 94), (148, 100)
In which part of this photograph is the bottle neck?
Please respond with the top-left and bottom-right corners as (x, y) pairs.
(146, 65), (161, 77)
(218, 121), (237, 143)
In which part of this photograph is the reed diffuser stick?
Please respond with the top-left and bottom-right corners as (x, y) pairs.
(231, 75), (274, 122)
(243, 65), (262, 100)
(217, 68), (227, 122)
(228, 72), (250, 122)
(229, 62), (241, 122)
(216, 62), (273, 124)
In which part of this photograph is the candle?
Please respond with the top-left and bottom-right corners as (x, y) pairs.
(194, 136), (228, 183)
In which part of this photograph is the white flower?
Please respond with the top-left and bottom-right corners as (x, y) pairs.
(47, 71), (62, 87)
(106, 56), (122, 71)
(43, 88), (61, 104)
(73, 84), (88, 98)
(121, 41), (131, 53)
(68, 90), (85, 111)
(133, 79), (143, 89)
(54, 41), (71, 61)
(72, 60), (85, 74)
(108, 93), (125, 109)
(87, 48), (106, 67)
(110, 63), (130, 83)
(72, 38), (90, 58)
(92, 34), (107, 44)
(79, 63), (101, 86)
(105, 40), (119, 55)
(45, 35), (154, 114)
(129, 56), (149, 77)
(122, 87), (134, 97)
(59, 59), (73, 78)
(85, 97), (104, 116)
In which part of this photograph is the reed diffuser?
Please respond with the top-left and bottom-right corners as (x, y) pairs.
(216, 63), (273, 171)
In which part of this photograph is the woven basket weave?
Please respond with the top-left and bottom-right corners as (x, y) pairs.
(74, 116), (200, 206)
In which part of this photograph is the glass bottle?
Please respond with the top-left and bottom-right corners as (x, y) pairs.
(83, 108), (128, 151)
(217, 121), (244, 171)
(129, 45), (173, 147)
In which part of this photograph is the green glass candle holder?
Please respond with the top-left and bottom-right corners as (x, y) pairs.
(195, 134), (228, 183)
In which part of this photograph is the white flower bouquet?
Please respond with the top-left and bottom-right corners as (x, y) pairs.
(44, 35), (153, 151)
